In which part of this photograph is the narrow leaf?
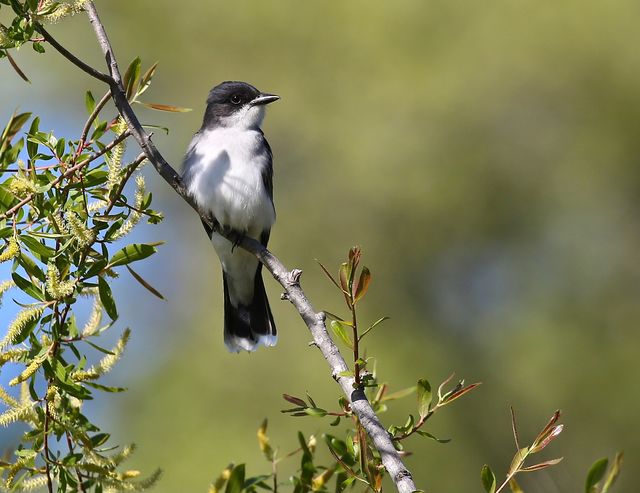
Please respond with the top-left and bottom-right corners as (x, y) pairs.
(353, 266), (371, 302)
(585, 458), (609, 493)
(416, 379), (432, 418)
(137, 102), (192, 112)
(521, 457), (563, 472)
(109, 243), (158, 267)
(98, 277), (118, 320)
(330, 320), (353, 349)
(481, 465), (496, 493)
(283, 394), (307, 408)
(126, 265), (165, 300)
(601, 452), (623, 493)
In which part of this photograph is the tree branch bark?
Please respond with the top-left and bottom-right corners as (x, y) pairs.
(44, 3), (419, 492)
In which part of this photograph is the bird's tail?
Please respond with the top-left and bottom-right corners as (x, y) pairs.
(223, 265), (277, 352)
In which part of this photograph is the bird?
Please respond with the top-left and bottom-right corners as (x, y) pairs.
(182, 81), (280, 352)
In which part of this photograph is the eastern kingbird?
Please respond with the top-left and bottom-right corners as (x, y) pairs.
(182, 81), (279, 352)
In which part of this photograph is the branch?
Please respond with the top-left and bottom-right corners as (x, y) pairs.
(78, 3), (418, 492)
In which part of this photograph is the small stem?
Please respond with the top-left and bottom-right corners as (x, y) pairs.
(351, 302), (361, 386)
(66, 432), (87, 493)
(43, 385), (54, 493)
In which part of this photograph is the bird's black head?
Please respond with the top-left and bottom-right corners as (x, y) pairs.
(202, 81), (279, 129)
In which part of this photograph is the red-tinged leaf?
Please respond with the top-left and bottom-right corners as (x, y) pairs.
(533, 410), (561, 447)
(353, 266), (371, 302)
(521, 457), (563, 472)
(381, 386), (416, 402)
(125, 265), (165, 300)
(441, 382), (481, 405)
(6, 52), (30, 83)
(282, 394), (307, 408)
(531, 424), (563, 453)
(315, 259), (342, 291)
(137, 102), (192, 112)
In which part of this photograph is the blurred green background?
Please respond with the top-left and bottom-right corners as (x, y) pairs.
(1, 0), (639, 491)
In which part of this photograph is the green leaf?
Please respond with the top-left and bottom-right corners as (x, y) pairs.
(32, 41), (45, 53)
(330, 320), (353, 349)
(2, 112), (31, 143)
(126, 265), (165, 300)
(585, 458), (609, 493)
(415, 430), (450, 443)
(123, 57), (142, 99)
(98, 277), (118, 320)
(480, 465), (496, 493)
(85, 91), (96, 115)
(416, 379), (432, 418)
(20, 234), (56, 261)
(109, 243), (159, 267)
(225, 464), (245, 493)
(303, 407), (327, 417)
(11, 272), (44, 301)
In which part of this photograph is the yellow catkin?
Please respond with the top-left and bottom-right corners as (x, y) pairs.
(8, 174), (38, 197)
(64, 211), (95, 246)
(34, 0), (87, 24)
(0, 237), (20, 263)
(0, 24), (11, 48)
(111, 174), (145, 240)
(15, 475), (48, 491)
(82, 297), (103, 337)
(0, 280), (14, 305)
(112, 444), (136, 466)
(107, 118), (128, 191)
(0, 385), (18, 407)
(73, 329), (130, 381)
(45, 261), (76, 299)
(0, 349), (28, 367)
(4, 457), (28, 488)
(0, 402), (34, 428)
(9, 359), (41, 386)
(0, 306), (44, 351)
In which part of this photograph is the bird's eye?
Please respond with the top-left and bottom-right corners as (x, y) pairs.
(230, 95), (242, 105)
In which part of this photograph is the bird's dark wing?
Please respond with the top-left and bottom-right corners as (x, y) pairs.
(259, 130), (274, 204)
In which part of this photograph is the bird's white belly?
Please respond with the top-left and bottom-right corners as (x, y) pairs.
(187, 129), (275, 236)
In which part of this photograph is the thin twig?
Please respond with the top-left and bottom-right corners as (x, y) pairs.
(36, 24), (113, 85)
(78, 90), (111, 155)
(75, 3), (418, 492)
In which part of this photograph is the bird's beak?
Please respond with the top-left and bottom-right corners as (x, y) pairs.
(250, 93), (280, 106)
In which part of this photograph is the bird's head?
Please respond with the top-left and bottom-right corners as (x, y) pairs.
(203, 81), (279, 129)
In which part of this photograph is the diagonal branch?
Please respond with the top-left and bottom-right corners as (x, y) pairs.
(74, 3), (419, 493)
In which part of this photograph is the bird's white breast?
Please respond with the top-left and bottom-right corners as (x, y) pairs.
(186, 128), (275, 236)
